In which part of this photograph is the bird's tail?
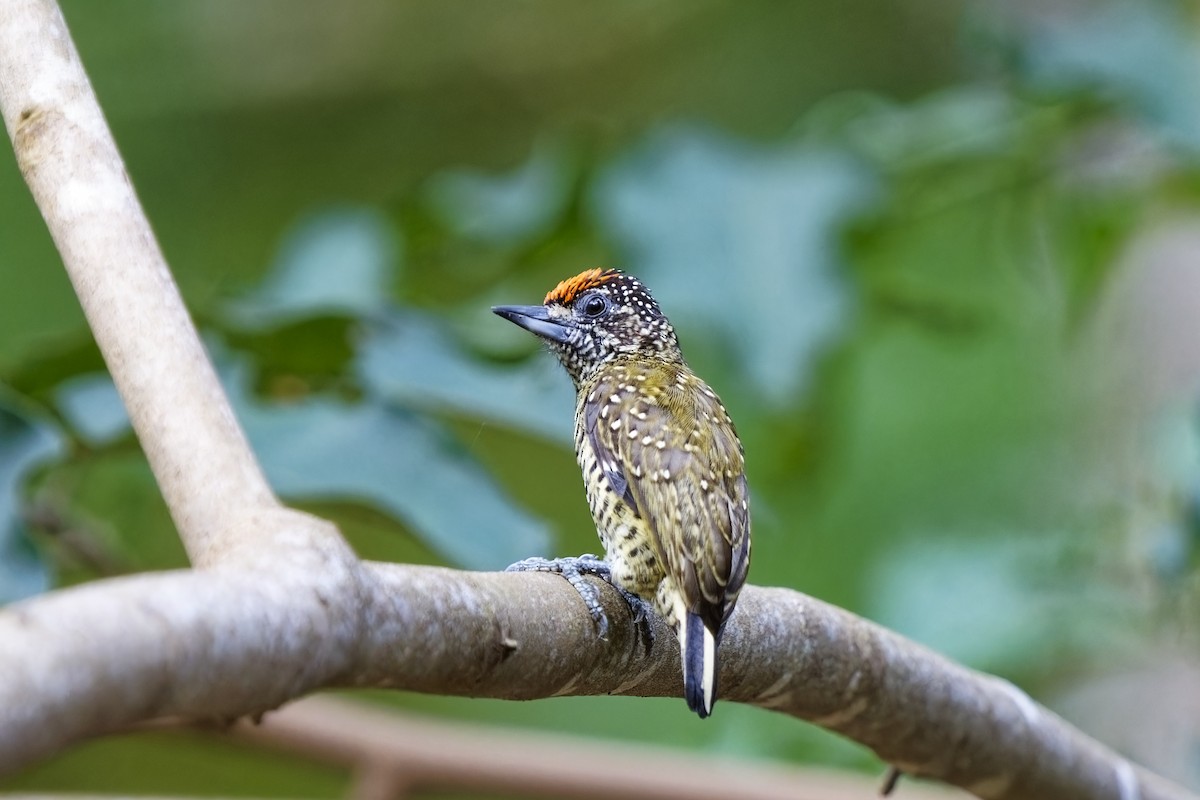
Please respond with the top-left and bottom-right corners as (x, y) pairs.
(681, 611), (718, 718)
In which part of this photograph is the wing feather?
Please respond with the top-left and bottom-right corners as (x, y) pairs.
(585, 366), (750, 632)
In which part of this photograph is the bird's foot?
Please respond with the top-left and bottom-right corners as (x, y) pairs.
(578, 557), (657, 651)
(506, 554), (656, 647)
(506, 554), (611, 638)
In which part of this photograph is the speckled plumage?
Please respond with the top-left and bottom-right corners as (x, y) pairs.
(493, 268), (751, 718)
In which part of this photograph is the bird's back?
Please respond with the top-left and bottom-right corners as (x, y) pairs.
(576, 357), (750, 634)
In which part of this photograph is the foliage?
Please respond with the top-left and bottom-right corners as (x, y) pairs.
(0, 392), (61, 602)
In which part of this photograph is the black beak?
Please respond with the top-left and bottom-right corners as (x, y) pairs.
(492, 304), (573, 344)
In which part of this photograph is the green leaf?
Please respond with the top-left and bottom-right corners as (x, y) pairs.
(357, 311), (574, 444)
(0, 390), (65, 601)
(425, 139), (574, 245)
(1013, 2), (1200, 151)
(864, 533), (1121, 674)
(804, 87), (1025, 169)
(591, 126), (879, 406)
(224, 361), (551, 570)
(55, 373), (131, 446)
(224, 206), (401, 329)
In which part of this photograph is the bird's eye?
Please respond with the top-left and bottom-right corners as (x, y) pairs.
(581, 295), (608, 318)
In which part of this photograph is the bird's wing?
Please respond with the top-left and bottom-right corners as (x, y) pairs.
(583, 381), (639, 512)
(586, 373), (750, 631)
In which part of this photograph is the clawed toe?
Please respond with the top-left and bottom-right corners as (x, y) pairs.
(615, 587), (657, 650)
(505, 554), (656, 646)
(506, 555), (612, 638)
(505, 556), (563, 573)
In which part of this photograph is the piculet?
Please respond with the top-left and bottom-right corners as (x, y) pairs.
(493, 268), (751, 718)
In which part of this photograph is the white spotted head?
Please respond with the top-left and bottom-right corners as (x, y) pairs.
(493, 268), (683, 386)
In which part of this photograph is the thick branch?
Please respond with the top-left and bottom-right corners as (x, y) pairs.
(360, 566), (1190, 800)
(0, 0), (283, 566)
(0, 564), (1192, 800)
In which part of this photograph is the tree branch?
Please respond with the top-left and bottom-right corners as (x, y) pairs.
(213, 695), (969, 800)
(1, 563), (1193, 800)
(0, 3), (1193, 800)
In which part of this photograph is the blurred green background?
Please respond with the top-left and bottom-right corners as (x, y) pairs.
(3, 0), (1200, 795)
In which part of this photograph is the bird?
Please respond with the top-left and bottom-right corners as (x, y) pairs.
(493, 267), (751, 718)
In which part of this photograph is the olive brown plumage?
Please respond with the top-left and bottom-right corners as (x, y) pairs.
(493, 268), (751, 718)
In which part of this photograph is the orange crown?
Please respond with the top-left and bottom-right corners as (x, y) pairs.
(544, 268), (621, 306)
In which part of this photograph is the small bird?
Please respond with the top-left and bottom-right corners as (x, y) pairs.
(493, 268), (750, 718)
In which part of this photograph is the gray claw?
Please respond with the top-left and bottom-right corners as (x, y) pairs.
(506, 555), (612, 639)
(616, 588), (656, 652)
(506, 554), (657, 648)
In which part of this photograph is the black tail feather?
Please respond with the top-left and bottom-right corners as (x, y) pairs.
(683, 612), (713, 718)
